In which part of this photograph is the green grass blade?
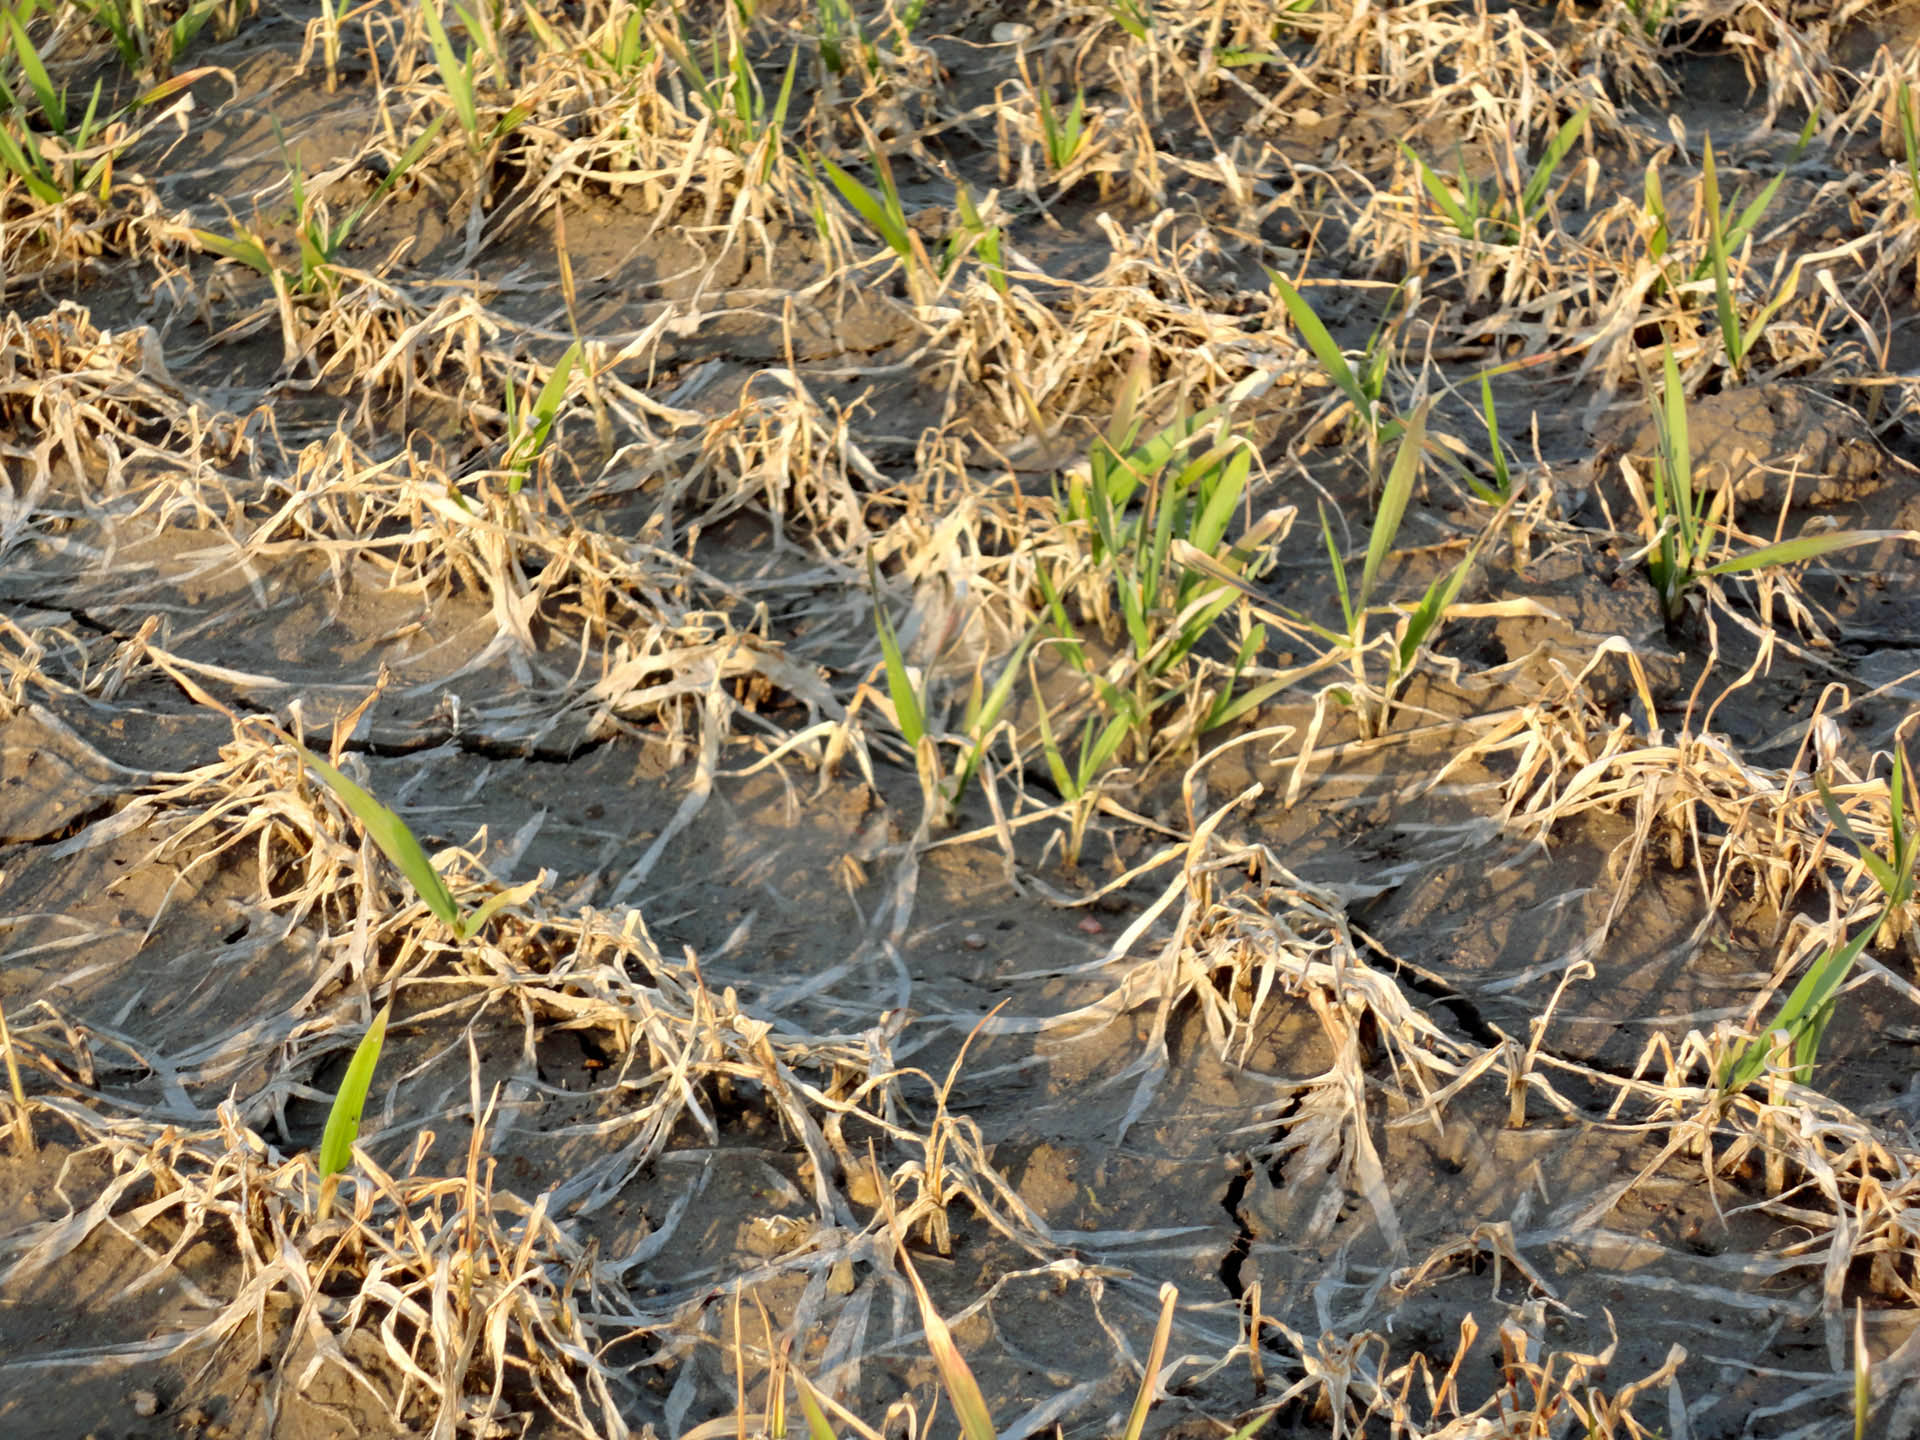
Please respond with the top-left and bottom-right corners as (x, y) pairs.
(1656, 346), (1695, 553)
(421, 0), (477, 140)
(339, 112), (448, 240)
(1478, 371), (1512, 498)
(791, 1371), (840, 1440)
(1701, 137), (1744, 374)
(1189, 444), (1253, 560)
(1083, 686), (1136, 781)
(868, 557), (927, 747)
(1815, 773), (1901, 899)
(818, 153), (912, 261)
(192, 226), (277, 277)
(1701, 529), (1899, 578)
(1120, 1285), (1178, 1440)
(1724, 917), (1882, 1091)
(317, 999), (392, 1178)
(1266, 268), (1368, 418)
(1400, 141), (1475, 239)
(0, 126), (62, 203)
(5, 11), (65, 134)
(1358, 397), (1430, 612)
(301, 748), (463, 931)
(953, 630), (1034, 799)
(507, 339), (581, 490)
(1319, 502), (1355, 635)
(1519, 103), (1588, 223)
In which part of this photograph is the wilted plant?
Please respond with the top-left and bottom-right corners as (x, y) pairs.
(1631, 347), (1894, 627)
(1722, 737), (1919, 1093)
(794, 1268), (1271, 1440)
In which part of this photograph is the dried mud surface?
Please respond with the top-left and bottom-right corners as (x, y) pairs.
(7, 1), (1920, 1439)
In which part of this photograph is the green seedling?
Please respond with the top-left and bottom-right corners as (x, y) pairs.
(422, 0), (526, 151)
(1622, 0), (1674, 37)
(193, 116), (444, 300)
(657, 14), (767, 152)
(1701, 135), (1803, 378)
(813, 145), (937, 300)
(1642, 114), (1814, 308)
(502, 340), (581, 492)
(1722, 742), (1919, 1093)
(1030, 657), (1135, 870)
(315, 999), (390, 1218)
(0, 10), (165, 205)
(70, 0), (227, 77)
(870, 555), (1031, 827)
(1315, 399), (1479, 734)
(814, 0), (874, 78)
(1266, 267), (1403, 459)
(752, 49), (799, 184)
(1106, 0), (1151, 41)
(1052, 361), (1285, 756)
(940, 180), (1007, 295)
(1399, 103), (1588, 245)
(1470, 370), (1514, 504)
(1637, 346), (1895, 625)
(301, 747), (533, 941)
(1036, 82), (1087, 174)
(1901, 83), (1920, 220)
(572, 4), (652, 76)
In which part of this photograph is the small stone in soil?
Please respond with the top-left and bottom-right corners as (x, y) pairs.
(1077, 917), (1104, 935)
(963, 933), (987, 950)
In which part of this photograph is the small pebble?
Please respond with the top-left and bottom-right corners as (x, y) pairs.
(991, 21), (1034, 42)
(1077, 917), (1104, 935)
(963, 932), (987, 950)
(131, 1390), (159, 1418)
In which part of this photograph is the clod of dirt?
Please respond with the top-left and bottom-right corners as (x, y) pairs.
(1588, 383), (1894, 520)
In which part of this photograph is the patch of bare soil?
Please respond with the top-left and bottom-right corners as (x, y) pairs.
(7, 0), (1920, 1437)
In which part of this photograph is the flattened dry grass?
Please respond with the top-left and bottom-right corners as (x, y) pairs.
(5, 0), (1920, 1434)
